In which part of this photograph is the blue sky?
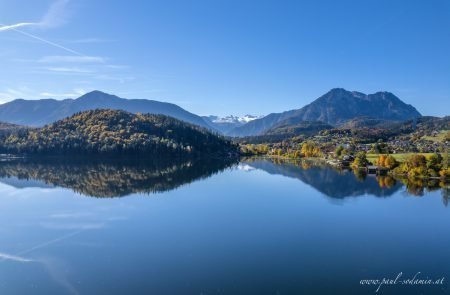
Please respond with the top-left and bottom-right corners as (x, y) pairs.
(0, 0), (449, 117)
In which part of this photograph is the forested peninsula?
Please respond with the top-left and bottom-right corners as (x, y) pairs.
(0, 109), (237, 157)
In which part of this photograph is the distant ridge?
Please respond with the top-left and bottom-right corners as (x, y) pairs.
(0, 90), (211, 129)
(228, 88), (421, 137)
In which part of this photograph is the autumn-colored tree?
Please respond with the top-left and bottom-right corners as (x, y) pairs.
(408, 166), (428, 178)
(0, 109), (236, 157)
(352, 151), (369, 168)
(377, 176), (396, 188)
(439, 168), (450, 179)
(376, 155), (387, 167)
(301, 143), (311, 157)
(313, 147), (322, 157)
(384, 155), (399, 169)
(406, 154), (427, 169)
(301, 142), (321, 157)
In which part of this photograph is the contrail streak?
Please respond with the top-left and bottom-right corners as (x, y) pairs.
(0, 22), (37, 31)
(0, 229), (83, 263)
(18, 229), (84, 256)
(0, 0), (75, 53)
(1, 25), (84, 56)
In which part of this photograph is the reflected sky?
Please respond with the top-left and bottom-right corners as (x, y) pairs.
(0, 158), (448, 294)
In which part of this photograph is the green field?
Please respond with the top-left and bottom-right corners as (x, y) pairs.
(422, 130), (449, 143)
(366, 153), (443, 164)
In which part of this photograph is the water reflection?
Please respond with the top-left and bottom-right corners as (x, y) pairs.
(0, 157), (237, 198)
(242, 158), (449, 205)
(1, 157), (448, 204)
(0, 157), (448, 294)
(399, 177), (449, 204)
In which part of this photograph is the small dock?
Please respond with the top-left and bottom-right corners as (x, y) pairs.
(366, 165), (388, 175)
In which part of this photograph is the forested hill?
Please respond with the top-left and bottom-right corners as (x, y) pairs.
(0, 121), (30, 136)
(0, 109), (237, 157)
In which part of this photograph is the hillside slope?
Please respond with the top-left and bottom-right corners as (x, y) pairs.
(0, 90), (210, 129)
(0, 109), (236, 156)
(264, 121), (333, 139)
(228, 88), (421, 137)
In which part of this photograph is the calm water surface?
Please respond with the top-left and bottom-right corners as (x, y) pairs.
(0, 158), (448, 295)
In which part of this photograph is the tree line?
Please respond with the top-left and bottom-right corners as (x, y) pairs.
(0, 109), (238, 157)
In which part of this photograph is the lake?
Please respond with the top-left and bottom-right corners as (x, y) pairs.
(0, 157), (448, 294)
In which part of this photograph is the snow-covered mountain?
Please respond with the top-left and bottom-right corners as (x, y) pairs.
(240, 115), (262, 123)
(205, 115), (261, 124)
(203, 114), (262, 134)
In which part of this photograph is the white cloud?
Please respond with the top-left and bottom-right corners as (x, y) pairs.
(44, 67), (94, 73)
(94, 74), (135, 83)
(40, 88), (88, 98)
(40, 222), (106, 230)
(38, 55), (106, 63)
(0, 87), (32, 101)
(49, 212), (94, 219)
(0, 1), (132, 89)
(105, 64), (129, 69)
(0, 87), (91, 101)
(0, 93), (14, 102)
(39, 0), (70, 29)
(6, 88), (25, 96)
(0, 0), (69, 32)
(0, 1), (83, 56)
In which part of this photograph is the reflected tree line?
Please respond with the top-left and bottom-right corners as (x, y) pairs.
(1, 156), (448, 205)
(243, 157), (449, 206)
(352, 167), (448, 202)
(0, 156), (237, 198)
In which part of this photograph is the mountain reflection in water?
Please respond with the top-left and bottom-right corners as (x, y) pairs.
(241, 158), (449, 205)
(0, 157), (448, 204)
(0, 157), (237, 198)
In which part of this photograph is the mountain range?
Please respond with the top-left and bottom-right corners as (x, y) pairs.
(0, 88), (424, 138)
(0, 91), (210, 129)
(227, 88), (422, 137)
